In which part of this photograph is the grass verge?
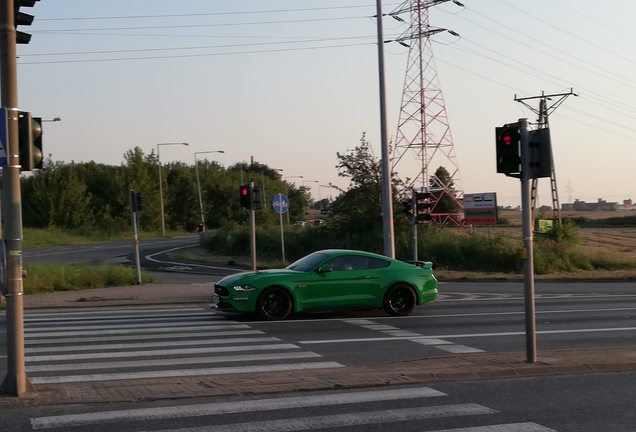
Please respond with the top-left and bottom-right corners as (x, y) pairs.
(23, 228), (192, 249)
(23, 264), (156, 295)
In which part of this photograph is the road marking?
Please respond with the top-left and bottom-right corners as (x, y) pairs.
(145, 245), (240, 272)
(436, 344), (486, 354)
(24, 320), (230, 332)
(361, 324), (399, 330)
(29, 361), (344, 384)
(409, 338), (453, 345)
(24, 306), (207, 318)
(431, 424), (557, 432)
(142, 405), (496, 432)
(25, 329), (263, 345)
(236, 306), (636, 325)
(299, 326), (636, 344)
(24, 312), (214, 323)
(30, 387), (447, 429)
(25, 337), (281, 354)
(25, 324), (249, 338)
(26, 352), (323, 373)
(26, 343), (301, 362)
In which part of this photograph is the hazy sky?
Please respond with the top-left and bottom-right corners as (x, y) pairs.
(14, 0), (636, 207)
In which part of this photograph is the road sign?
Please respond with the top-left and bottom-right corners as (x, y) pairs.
(272, 193), (289, 214)
(0, 108), (8, 166)
(320, 209), (327, 215)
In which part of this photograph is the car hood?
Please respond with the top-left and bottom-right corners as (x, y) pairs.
(217, 269), (301, 286)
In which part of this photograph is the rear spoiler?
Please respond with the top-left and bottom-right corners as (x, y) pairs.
(403, 260), (433, 269)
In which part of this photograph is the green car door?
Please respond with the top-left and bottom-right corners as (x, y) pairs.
(305, 254), (374, 309)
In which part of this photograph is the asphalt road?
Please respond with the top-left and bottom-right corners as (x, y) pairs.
(4, 372), (635, 431)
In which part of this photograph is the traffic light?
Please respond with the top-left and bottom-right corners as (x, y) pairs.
(415, 192), (432, 223)
(496, 123), (521, 177)
(18, 111), (43, 171)
(239, 184), (251, 209)
(252, 186), (262, 210)
(528, 128), (552, 179)
(14, 0), (41, 45)
(134, 192), (147, 213)
(401, 200), (413, 217)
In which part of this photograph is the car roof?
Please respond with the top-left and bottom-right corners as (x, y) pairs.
(315, 249), (395, 261)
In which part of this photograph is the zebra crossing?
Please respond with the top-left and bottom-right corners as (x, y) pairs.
(23, 305), (343, 385)
(29, 385), (558, 431)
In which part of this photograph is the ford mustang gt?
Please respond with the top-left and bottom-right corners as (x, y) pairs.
(213, 249), (438, 320)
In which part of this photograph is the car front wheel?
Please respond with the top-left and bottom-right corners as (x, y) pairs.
(383, 284), (416, 316)
(256, 287), (292, 321)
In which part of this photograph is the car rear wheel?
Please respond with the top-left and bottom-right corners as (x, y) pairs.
(383, 284), (416, 316)
(256, 287), (292, 321)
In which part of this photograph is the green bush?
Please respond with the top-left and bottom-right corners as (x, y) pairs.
(202, 219), (636, 275)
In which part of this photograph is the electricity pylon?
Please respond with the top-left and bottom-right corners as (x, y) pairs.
(389, 0), (465, 226)
(515, 89), (578, 225)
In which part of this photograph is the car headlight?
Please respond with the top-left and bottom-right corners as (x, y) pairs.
(233, 285), (257, 292)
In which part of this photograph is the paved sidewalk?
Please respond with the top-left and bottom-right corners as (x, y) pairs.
(2, 284), (636, 405)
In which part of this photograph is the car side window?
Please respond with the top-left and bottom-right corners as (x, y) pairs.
(366, 257), (391, 269)
(324, 255), (368, 271)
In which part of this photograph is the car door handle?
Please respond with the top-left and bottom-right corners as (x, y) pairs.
(357, 276), (370, 279)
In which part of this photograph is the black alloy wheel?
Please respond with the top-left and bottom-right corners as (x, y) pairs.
(256, 287), (292, 321)
(383, 284), (416, 316)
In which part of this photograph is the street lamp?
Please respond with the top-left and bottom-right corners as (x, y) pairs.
(302, 180), (319, 220)
(41, 117), (61, 122)
(284, 175), (303, 224)
(318, 184), (331, 206)
(157, 142), (189, 236)
(194, 150), (225, 227)
(262, 168), (283, 212)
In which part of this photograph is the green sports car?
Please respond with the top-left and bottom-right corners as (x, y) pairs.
(213, 249), (438, 320)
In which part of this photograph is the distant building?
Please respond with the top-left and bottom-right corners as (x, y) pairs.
(561, 198), (619, 211)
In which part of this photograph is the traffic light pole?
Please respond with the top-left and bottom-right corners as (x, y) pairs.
(249, 182), (256, 271)
(519, 118), (537, 363)
(0, 0), (34, 396)
(129, 189), (142, 285)
(411, 192), (418, 262)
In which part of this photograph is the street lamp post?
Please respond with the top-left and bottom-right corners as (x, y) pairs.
(262, 169), (283, 212)
(318, 184), (331, 208)
(194, 150), (225, 227)
(157, 142), (189, 236)
(302, 180), (319, 220)
(284, 176), (303, 224)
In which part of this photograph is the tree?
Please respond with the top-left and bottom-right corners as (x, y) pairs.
(429, 166), (461, 215)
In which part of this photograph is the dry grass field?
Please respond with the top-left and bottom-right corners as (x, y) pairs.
(458, 210), (636, 280)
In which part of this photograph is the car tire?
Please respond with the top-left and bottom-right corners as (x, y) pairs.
(383, 284), (416, 316)
(256, 287), (293, 321)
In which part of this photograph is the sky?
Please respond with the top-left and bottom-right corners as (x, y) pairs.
(13, 0), (636, 207)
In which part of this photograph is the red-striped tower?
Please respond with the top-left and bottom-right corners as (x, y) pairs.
(390, 0), (465, 225)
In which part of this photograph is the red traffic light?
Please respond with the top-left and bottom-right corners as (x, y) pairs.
(240, 187), (248, 195)
(502, 132), (512, 146)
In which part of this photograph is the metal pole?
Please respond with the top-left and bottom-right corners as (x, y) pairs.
(249, 182), (257, 270)
(129, 189), (142, 285)
(278, 194), (285, 262)
(157, 145), (165, 236)
(0, 0), (33, 396)
(519, 118), (537, 363)
(195, 154), (204, 225)
(376, 0), (395, 258)
(286, 183), (290, 225)
(412, 191), (418, 261)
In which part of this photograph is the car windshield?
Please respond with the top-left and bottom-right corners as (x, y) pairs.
(286, 252), (329, 272)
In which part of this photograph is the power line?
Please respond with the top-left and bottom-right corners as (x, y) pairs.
(17, 41), (375, 65)
(37, 4), (402, 22)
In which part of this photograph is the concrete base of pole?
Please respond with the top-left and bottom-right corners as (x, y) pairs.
(0, 373), (36, 396)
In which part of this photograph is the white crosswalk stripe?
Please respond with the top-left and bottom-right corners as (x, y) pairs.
(23, 305), (343, 384)
(29, 386), (558, 432)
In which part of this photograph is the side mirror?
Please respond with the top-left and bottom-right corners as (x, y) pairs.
(317, 265), (332, 273)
